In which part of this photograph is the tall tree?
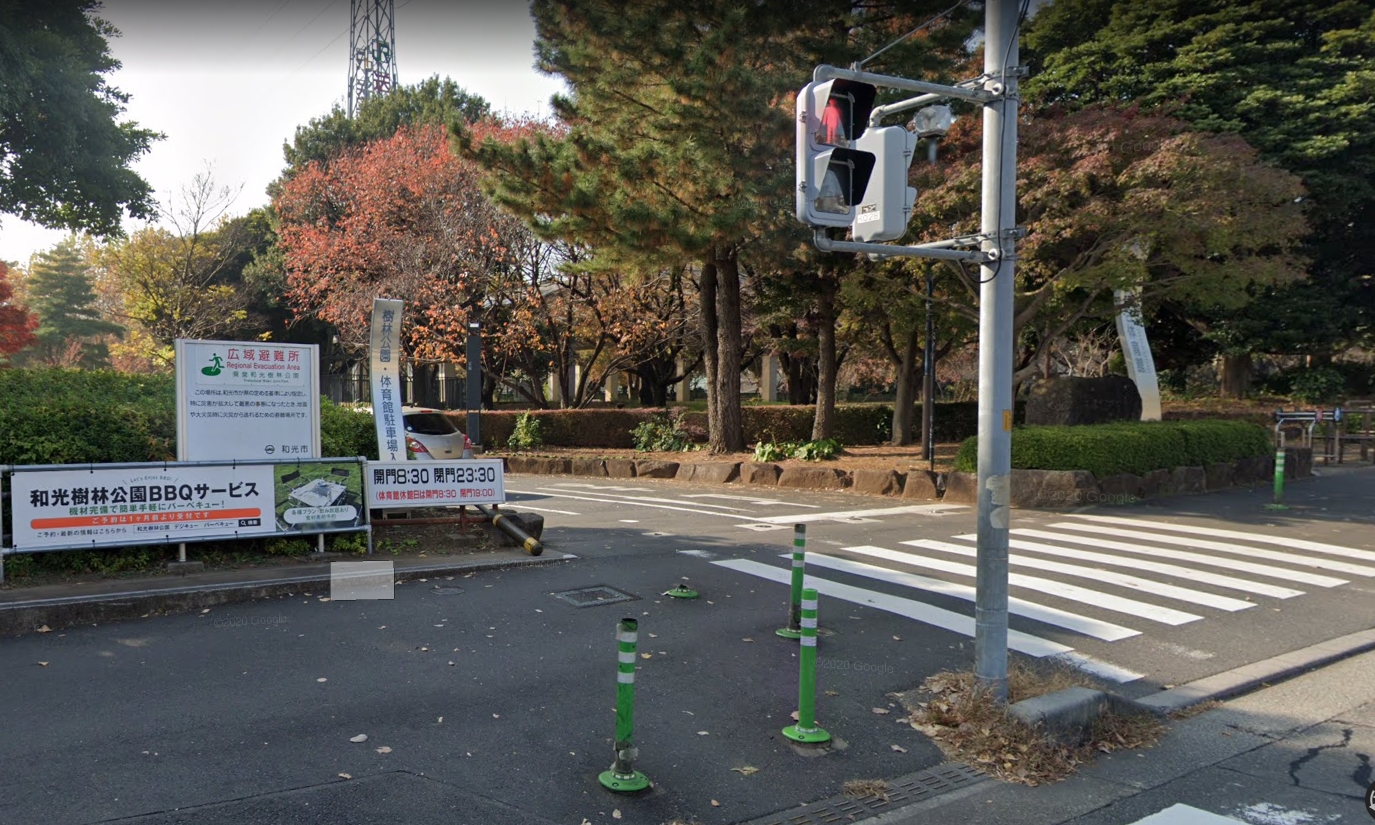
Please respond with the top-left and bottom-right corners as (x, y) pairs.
(0, 0), (159, 234)
(1024, 0), (1375, 386)
(96, 170), (256, 369)
(908, 106), (1310, 389)
(464, 0), (975, 452)
(277, 76), (491, 189)
(0, 260), (38, 362)
(18, 238), (122, 367)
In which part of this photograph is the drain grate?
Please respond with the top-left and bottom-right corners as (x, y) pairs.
(737, 763), (983, 825)
(551, 586), (638, 608)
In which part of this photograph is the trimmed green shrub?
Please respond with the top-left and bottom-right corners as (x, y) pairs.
(631, 413), (697, 452)
(0, 368), (176, 464)
(320, 399), (379, 459)
(507, 411), (545, 451)
(953, 420), (1271, 478)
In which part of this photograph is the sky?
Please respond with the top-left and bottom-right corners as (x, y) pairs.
(0, 0), (567, 267)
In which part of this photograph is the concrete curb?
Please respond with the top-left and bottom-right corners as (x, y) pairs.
(0, 551), (576, 636)
(1010, 686), (1161, 743)
(1137, 626), (1375, 713)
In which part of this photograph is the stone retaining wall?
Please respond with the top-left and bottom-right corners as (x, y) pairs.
(498, 447), (1310, 510)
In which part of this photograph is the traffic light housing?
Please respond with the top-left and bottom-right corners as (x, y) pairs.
(851, 125), (918, 242)
(795, 79), (878, 228)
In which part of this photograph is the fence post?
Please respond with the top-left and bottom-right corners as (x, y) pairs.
(599, 617), (651, 792)
(782, 587), (830, 745)
(776, 524), (806, 639)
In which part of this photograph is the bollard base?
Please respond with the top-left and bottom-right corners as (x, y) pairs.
(598, 769), (651, 792)
(775, 627), (802, 639)
(1263, 503), (1290, 511)
(664, 584), (699, 599)
(782, 724), (831, 745)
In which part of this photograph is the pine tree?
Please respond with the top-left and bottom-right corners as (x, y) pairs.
(20, 239), (122, 368)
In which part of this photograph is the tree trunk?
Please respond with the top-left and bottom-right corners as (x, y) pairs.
(891, 328), (920, 446)
(699, 257), (724, 449)
(1220, 353), (1252, 398)
(713, 252), (745, 453)
(812, 281), (837, 441)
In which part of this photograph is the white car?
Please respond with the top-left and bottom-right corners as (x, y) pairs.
(402, 406), (469, 459)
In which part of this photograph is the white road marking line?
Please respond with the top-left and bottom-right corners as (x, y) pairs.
(846, 544), (1202, 625)
(796, 552), (1139, 641)
(712, 559), (1141, 682)
(548, 483), (649, 493)
(1016, 528), (1346, 588)
(1049, 522), (1375, 577)
(682, 494), (820, 508)
(504, 488), (756, 519)
(750, 504), (965, 525)
(967, 532), (1306, 600)
(1069, 514), (1375, 562)
(619, 519), (639, 523)
(1127, 803), (1243, 824)
(915, 539), (1256, 611)
(500, 504), (581, 516)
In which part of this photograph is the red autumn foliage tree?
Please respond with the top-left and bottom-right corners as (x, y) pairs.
(275, 122), (537, 362)
(0, 261), (38, 362)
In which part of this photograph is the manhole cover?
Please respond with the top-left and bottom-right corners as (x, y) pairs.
(431, 585), (465, 595)
(551, 586), (638, 608)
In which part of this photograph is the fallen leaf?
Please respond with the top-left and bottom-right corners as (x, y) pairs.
(611, 811), (622, 820)
(872, 708), (891, 715)
(731, 766), (760, 776)
(318, 597), (331, 602)
(37, 662), (49, 667)
(742, 637), (755, 643)
(648, 633), (658, 638)
(711, 799), (721, 807)
(790, 711), (800, 721)
(892, 635), (902, 641)
(696, 730), (710, 736)
(891, 744), (908, 753)
(338, 773), (352, 780)
(493, 713), (500, 719)
(317, 678), (327, 683)
(200, 609), (211, 615)
(376, 746), (392, 754)
(36, 625), (52, 633)
(350, 734), (368, 743)
(640, 653), (652, 659)
(825, 690), (840, 697)
(437, 717), (443, 724)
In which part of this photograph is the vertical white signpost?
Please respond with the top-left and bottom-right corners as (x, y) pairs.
(1113, 290), (1163, 422)
(370, 299), (406, 461)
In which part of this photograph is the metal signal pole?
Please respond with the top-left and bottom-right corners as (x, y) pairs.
(974, 0), (1021, 702)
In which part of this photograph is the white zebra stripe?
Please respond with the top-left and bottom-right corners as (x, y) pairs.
(713, 559), (1141, 683)
(1050, 522), (1375, 577)
(799, 551), (1138, 641)
(908, 538), (1255, 612)
(842, 544), (1200, 626)
(1067, 515), (1375, 563)
(979, 531), (1306, 599)
(1014, 528), (1344, 588)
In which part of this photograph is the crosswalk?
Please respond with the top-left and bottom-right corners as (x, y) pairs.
(711, 515), (1375, 683)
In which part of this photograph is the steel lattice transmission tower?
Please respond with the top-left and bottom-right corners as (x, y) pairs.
(347, 0), (398, 117)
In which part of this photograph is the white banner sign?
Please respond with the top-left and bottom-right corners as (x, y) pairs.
(176, 339), (320, 461)
(9, 460), (367, 551)
(370, 299), (406, 461)
(1114, 290), (1163, 422)
(366, 460), (505, 508)
(10, 464), (276, 550)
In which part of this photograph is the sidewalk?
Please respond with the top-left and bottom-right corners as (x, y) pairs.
(857, 647), (1375, 825)
(0, 549), (574, 636)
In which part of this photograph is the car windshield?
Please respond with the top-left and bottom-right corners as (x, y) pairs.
(404, 413), (458, 435)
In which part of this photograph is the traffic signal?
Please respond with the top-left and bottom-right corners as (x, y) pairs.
(795, 79), (878, 228)
(851, 125), (918, 242)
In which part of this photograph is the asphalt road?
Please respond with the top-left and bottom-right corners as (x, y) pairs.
(2, 464), (1373, 825)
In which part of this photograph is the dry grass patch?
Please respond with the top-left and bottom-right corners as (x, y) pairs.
(842, 778), (892, 801)
(898, 661), (1165, 786)
(1168, 699), (1222, 720)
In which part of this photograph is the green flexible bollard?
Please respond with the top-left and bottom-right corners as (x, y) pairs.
(599, 617), (651, 792)
(777, 524), (806, 639)
(783, 588), (831, 745)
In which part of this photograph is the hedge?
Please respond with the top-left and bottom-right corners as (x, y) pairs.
(459, 402), (1023, 450)
(953, 420), (1272, 478)
(0, 368), (378, 465)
